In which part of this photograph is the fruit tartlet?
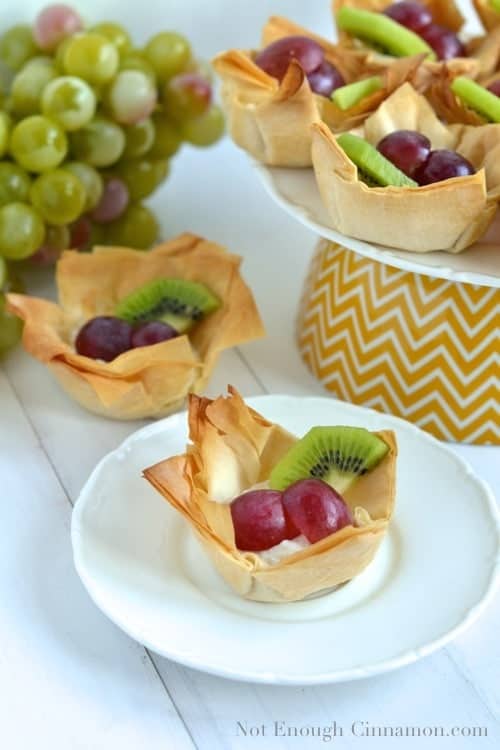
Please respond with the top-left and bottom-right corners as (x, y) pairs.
(427, 68), (500, 125)
(144, 387), (397, 603)
(311, 82), (500, 253)
(212, 16), (426, 166)
(6, 234), (264, 420)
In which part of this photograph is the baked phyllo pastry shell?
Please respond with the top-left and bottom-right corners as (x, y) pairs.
(473, 0), (500, 32)
(6, 235), (264, 420)
(213, 16), (426, 165)
(311, 83), (500, 253)
(144, 387), (397, 603)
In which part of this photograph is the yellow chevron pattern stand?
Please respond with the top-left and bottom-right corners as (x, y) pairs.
(298, 240), (500, 444)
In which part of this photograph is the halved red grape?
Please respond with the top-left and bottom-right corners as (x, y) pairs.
(131, 321), (178, 348)
(254, 36), (324, 81)
(419, 24), (465, 60)
(487, 79), (500, 97)
(230, 489), (296, 552)
(383, 2), (432, 33)
(307, 60), (345, 97)
(282, 478), (353, 544)
(377, 129), (431, 177)
(75, 315), (132, 361)
(414, 149), (475, 185)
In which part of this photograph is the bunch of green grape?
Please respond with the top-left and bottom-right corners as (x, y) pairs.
(0, 3), (224, 354)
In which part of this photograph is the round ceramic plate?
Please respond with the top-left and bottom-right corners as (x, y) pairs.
(72, 396), (500, 685)
(254, 162), (500, 289)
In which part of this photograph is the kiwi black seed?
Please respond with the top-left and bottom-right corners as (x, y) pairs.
(115, 278), (220, 333)
(269, 426), (389, 495)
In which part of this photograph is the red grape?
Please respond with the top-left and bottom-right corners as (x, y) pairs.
(487, 79), (500, 97)
(377, 129), (431, 177)
(419, 24), (465, 60)
(254, 36), (324, 81)
(34, 4), (83, 52)
(307, 60), (345, 97)
(70, 215), (92, 250)
(131, 321), (178, 347)
(75, 316), (132, 361)
(90, 178), (129, 224)
(383, 2), (432, 32)
(414, 149), (475, 185)
(282, 479), (353, 544)
(230, 489), (296, 552)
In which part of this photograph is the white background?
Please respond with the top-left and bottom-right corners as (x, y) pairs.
(0, 0), (499, 748)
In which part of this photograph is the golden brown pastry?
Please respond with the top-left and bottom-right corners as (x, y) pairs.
(144, 387), (397, 603)
(7, 235), (264, 420)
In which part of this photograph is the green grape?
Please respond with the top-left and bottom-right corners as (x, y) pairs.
(149, 113), (181, 158)
(63, 33), (119, 86)
(0, 112), (12, 157)
(119, 52), (156, 84)
(30, 169), (86, 225)
(0, 202), (45, 259)
(144, 32), (191, 82)
(90, 23), (132, 57)
(42, 76), (96, 131)
(0, 25), (38, 71)
(11, 56), (58, 116)
(54, 36), (71, 71)
(0, 293), (23, 355)
(70, 116), (125, 167)
(180, 105), (225, 147)
(116, 158), (169, 201)
(0, 255), (7, 288)
(105, 203), (158, 248)
(9, 115), (68, 172)
(65, 161), (103, 210)
(0, 162), (31, 207)
(122, 117), (155, 158)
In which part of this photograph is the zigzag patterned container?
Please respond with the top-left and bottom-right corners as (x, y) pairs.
(298, 240), (500, 445)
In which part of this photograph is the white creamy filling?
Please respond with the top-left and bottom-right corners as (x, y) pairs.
(258, 534), (310, 565)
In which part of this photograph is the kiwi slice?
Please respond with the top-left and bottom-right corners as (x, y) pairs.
(451, 76), (500, 123)
(115, 278), (220, 333)
(269, 426), (389, 495)
(337, 133), (418, 188)
(331, 75), (383, 110)
(490, 0), (500, 12)
(337, 6), (435, 59)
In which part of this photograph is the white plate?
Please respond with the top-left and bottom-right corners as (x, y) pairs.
(72, 396), (500, 685)
(255, 162), (500, 288)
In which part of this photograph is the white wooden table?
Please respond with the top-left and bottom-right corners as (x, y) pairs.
(1, 1), (499, 747)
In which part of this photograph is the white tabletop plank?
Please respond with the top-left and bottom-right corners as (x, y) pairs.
(0, 369), (195, 750)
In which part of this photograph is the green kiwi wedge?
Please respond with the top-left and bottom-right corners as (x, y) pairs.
(451, 76), (500, 123)
(269, 426), (389, 495)
(337, 6), (435, 59)
(490, 0), (500, 12)
(331, 75), (383, 110)
(115, 278), (220, 333)
(336, 133), (418, 187)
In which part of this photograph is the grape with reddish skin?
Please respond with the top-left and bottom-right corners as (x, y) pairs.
(282, 478), (353, 544)
(34, 5), (83, 52)
(70, 215), (92, 250)
(307, 60), (345, 97)
(163, 72), (212, 120)
(230, 489), (296, 552)
(75, 316), (132, 361)
(90, 178), (129, 223)
(383, 2), (432, 32)
(487, 80), (500, 97)
(254, 36), (324, 81)
(131, 321), (178, 348)
(377, 129), (431, 177)
(414, 149), (475, 185)
(419, 24), (465, 60)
